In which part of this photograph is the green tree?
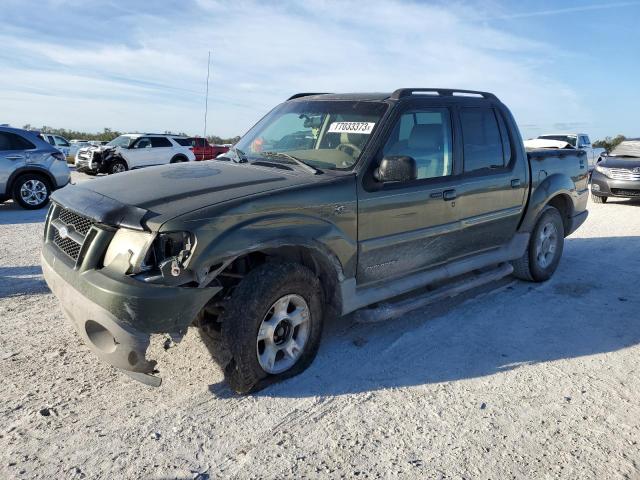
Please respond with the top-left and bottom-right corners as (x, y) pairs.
(593, 134), (626, 153)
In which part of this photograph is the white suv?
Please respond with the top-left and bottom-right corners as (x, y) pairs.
(75, 133), (196, 175)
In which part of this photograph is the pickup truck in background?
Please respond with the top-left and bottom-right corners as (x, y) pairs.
(41, 88), (589, 393)
(174, 137), (230, 161)
(38, 133), (71, 158)
(536, 133), (605, 170)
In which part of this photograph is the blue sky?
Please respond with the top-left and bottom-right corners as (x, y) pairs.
(1, 0), (638, 140)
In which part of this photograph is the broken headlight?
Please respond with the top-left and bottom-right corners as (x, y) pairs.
(104, 229), (196, 279)
(142, 231), (196, 280)
(103, 229), (156, 274)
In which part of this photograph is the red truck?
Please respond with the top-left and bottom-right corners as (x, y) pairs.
(177, 137), (230, 161)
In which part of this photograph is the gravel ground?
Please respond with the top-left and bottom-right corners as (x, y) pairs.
(1, 171), (639, 479)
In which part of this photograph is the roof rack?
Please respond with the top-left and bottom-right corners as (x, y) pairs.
(287, 92), (331, 101)
(390, 88), (497, 100)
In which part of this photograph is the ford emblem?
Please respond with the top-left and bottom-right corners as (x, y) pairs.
(58, 225), (69, 239)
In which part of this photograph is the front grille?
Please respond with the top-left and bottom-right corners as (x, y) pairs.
(611, 188), (640, 197)
(58, 208), (93, 235)
(49, 206), (95, 262)
(53, 230), (82, 259)
(606, 168), (640, 181)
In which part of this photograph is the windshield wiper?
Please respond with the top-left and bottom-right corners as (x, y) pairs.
(261, 151), (322, 175)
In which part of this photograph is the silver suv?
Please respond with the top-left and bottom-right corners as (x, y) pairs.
(0, 126), (71, 209)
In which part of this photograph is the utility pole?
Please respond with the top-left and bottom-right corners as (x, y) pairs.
(203, 50), (211, 139)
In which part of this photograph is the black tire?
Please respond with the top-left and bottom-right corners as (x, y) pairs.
(12, 173), (51, 209)
(591, 194), (607, 204)
(108, 160), (128, 175)
(221, 261), (324, 394)
(170, 155), (187, 163)
(511, 206), (564, 282)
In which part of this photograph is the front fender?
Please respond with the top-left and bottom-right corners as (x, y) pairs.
(191, 211), (356, 281)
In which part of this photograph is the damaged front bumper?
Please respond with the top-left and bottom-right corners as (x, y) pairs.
(41, 241), (220, 386)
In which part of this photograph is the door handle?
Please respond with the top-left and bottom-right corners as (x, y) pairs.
(6, 155), (24, 160)
(443, 189), (457, 201)
(511, 179), (521, 188)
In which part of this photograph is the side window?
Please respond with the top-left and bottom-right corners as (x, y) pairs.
(580, 135), (590, 146)
(495, 110), (512, 165)
(382, 108), (453, 180)
(460, 107), (504, 172)
(54, 136), (69, 147)
(0, 133), (12, 150)
(150, 137), (172, 148)
(134, 137), (152, 148)
(0, 132), (35, 150)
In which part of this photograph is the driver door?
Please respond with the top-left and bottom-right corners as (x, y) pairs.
(130, 137), (153, 168)
(356, 104), (463, 285)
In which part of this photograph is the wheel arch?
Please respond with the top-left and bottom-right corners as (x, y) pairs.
(199, 237), (347, 320)
(170, 154), (188, 163)
(7, 166), (56, 194)
(519, 173), (577, 236)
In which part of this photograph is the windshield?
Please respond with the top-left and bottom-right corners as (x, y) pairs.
(233, 100), (388, 170)
(538, 135), (577, 147)
(107, 135), (135, 148)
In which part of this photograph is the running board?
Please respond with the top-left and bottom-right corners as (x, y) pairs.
(354, 262), (513, 323)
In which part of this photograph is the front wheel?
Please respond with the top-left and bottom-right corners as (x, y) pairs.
(591, 194), (607, 204)
(221, 262), (324, 394)
(108, 160), (127, 175)
(511, 206), (564, 282)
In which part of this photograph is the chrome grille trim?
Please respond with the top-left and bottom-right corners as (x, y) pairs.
(606, 168), (640, 181)
(49, 206), (95, 262)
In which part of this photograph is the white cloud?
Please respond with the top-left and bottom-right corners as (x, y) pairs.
(0, 0), (592, 138)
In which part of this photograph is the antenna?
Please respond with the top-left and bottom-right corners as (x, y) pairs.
(203, 50), (211, 139)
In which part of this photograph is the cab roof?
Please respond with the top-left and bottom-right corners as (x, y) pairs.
(287, 88), (498, 103)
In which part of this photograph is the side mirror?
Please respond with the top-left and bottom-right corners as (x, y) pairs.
(374, 155), (417, 183)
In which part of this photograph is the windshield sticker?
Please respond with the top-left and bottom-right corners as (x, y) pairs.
(328, 122), (376, 134)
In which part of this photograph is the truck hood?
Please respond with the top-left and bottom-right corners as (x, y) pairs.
(52, 161), (320, 230)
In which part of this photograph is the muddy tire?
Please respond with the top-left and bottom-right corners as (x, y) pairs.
(591, 194), (607, 204)
(108, 160), (127, 175)
(221, 261), (323, 394)
(511, 206), (564, 282)
(12, 173), (51, 209)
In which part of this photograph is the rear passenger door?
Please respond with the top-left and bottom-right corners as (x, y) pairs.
(357, 104), (462, 285)
(453, 106), (527, 256)
(149, 136), (174, 165)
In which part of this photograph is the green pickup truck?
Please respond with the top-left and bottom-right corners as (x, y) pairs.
(42, 88), (589, 392)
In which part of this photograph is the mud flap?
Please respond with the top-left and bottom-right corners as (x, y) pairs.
(121, 369), (162, 387)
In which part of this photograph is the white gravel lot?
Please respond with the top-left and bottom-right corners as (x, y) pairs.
(1, 170), (639, 479)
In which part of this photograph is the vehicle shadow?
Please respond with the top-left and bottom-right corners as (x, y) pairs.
(0, 265), (50, 299)
(204, 235), (640, 398)
(0, 202), (48, 224)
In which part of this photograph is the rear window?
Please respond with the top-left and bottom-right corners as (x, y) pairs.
(460, 107), (504, 172)
(0, 132), (36, 150)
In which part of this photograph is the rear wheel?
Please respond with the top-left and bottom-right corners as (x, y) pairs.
(170, 155), (187, 163)
(591, 194), (607, 204)
(220, 261), (323, 394)
(511, 206), (564, 282)
(12, 174), (51, 209)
